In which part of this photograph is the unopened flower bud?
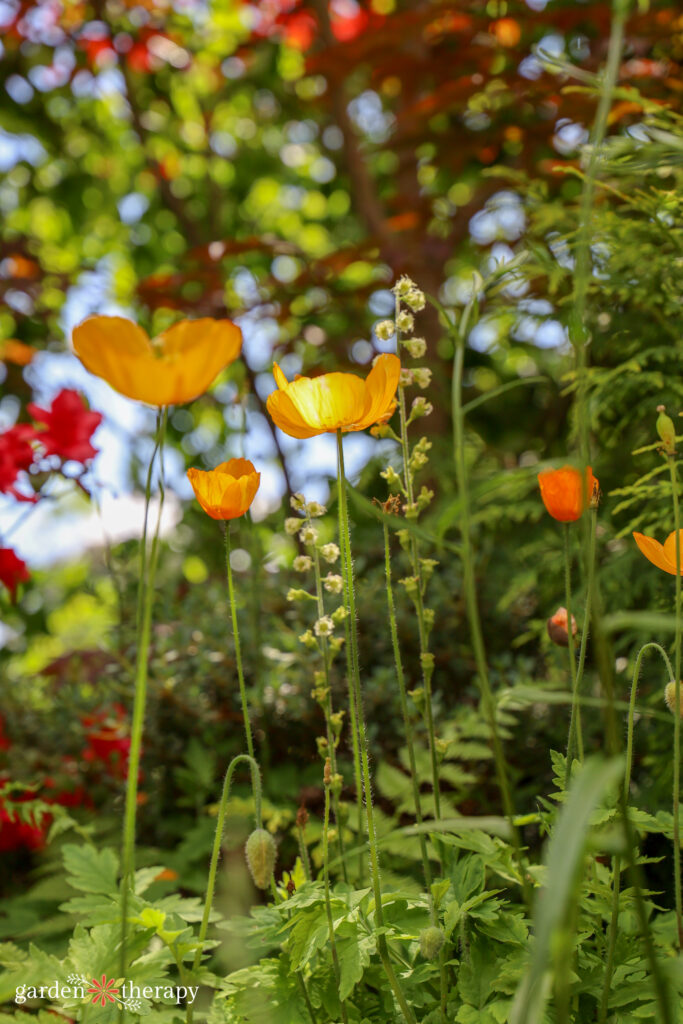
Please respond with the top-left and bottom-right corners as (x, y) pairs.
(287, 588), (312, 602)
(656, 405), (677, 455)
(317, 736), (329, 758)
(329, 636), (345, 653)
(419, 926), (445, 959)
(323, 756), (332, 786)
(330, 773), (344, 797)
(547, 607), (578, 647)
(245, 829), (277, 890)
(381, 465), (402, 488)
(665, 681), (683, 718)
(413, 367), (432, 390)
(399, 368), (414, 388)
(410, 396), (433, 420)
(298, 629), (317, 649)
(409, 687), (425, 712)
(330, 710), (345, 738)
(331, 605), (347, 624)
(296, 805), (309, 828)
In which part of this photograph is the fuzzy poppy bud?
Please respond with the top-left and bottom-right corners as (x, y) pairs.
(245, 829), (277, 890)
(419, 926), (445, 959)
(547, 607), (578, 647)
(656, 405), (677, 455)
(665, 681), (683, 718)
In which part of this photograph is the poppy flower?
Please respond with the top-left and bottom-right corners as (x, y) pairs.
(187, 458), (260, 520)
(0, 548), (29, 600)
(633, 530), (683, 576)
(28, 389), (103, 463)
(0, 339), (35, 366)
(538, 465), (598, 523)
(0, 424), (37, 502)
(72, 316), (242, 406)
(266, 354), (400, 439)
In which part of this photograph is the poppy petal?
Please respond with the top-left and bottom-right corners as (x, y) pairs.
(633, 532), (678, 574)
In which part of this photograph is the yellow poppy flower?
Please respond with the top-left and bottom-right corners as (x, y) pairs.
(187, 458), (260, 520)
(72, 316), (242, 406)
(266, 354), (400, 439)
(633, 529), (683, 576)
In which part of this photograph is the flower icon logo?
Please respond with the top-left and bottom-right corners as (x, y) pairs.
(87, 975), (120, 1006)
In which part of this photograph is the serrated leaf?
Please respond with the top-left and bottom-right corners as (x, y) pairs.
(63, 844), (119, 895)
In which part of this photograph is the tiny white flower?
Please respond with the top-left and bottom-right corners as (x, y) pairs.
(404, 287), (425, 311)
(411, 396), (433, 418)
(324, 573), (344, 594)
(413, 367), (432, 389)
(290, 492), (306, 512)
(375, 319), (396, 342)
(320, 542), (340, 564)
(403, 336), (427, 358)
(293, 555), (312, 572)
(285, 517), (302, 535)
(394, 275), (417, 297)
(314, 615), (335, 637)
(396, 310), (414, 333)
(300, 524), (319, 545)
(307, 500), (327, 517)
(399, 368), (414, 388)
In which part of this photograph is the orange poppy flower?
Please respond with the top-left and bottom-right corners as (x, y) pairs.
(187, 458), (260, 520)
(538, 465), (598, 523)
(0, 339), (35, 366)
(72, 316), (242, 406)
(633, 530), (683, 576)
(266, 354), (400, 439)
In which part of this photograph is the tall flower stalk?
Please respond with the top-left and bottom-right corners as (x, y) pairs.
(322, 757), (349, 1024)
(667, 451), (683, 949)
(225, 527), (254, 759)
(336, 430), (417, 1024)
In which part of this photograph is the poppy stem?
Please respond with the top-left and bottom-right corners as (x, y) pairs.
(668, 453), (683, 949)
(322, 764), (349, 1024)
(564, 522), (583, 781)
(451, 311), (531, 910)
(224, 526), (255, 760)
(188, 754), (262, 1024)
(336, 430), (417, 1024)
(600, 641), (674, 1021)
(120, 407), (168, 990)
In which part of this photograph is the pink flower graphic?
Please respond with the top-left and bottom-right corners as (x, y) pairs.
(87, 975), (120, 1006)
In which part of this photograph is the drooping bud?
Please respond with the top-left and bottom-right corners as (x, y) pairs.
(547, 607), (578, 647)
(245, 829), (277, 889)
(665, 681), (683, 718)
(656, 405), (677, 455)
(419, 926), (445, 959)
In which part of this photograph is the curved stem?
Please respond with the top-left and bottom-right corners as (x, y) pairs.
(336, 431), (417, 1024)
(224, 526), (254, 759)
(599, 641), (674, 1021)
(187, 754), (262, 1024)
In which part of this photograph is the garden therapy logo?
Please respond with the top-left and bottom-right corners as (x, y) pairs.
(14, 973), (199, 1012)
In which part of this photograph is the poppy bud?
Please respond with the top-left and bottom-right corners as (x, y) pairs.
(245, 829), (277, 890)
(665, 681), (683, 718)
(656, 405), (677, 455)
(419, 926), (445, 959)
(547, 607), (578, 647)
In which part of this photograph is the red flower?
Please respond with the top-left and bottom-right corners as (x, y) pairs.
(0, 424), (37, 501)
(0, 785), (47, 852)
(0, 548), (29, 601)
(28, 389), (102, 464)
(81, 705), (132, 780)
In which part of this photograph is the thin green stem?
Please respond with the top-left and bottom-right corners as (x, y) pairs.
(564, 523), (582, 780)
(451, 323), (530, 909)
(382, 520), (432, 889)
(296, 971), (318, 1024)
(187, 754), (262, 1024)
(600, 642), (674, 1021)
(297, 822), (312, 881)
(337, 463), (364, 883)
(309, 516), (348, 882)
(668, 455), (683, 949)
(224, 526), (254, 760)
(568, 508), (598, 767)
(120, 408), (168, 992)
(323, 770), (349, 1024)
(336, 431), (417, 1024)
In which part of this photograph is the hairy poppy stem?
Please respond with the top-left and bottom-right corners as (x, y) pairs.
(600, 642), (674, 1021)
(336, 430), (417, 1024)
(224, 526), (255, 760)
(451, 309), (531, 910)
(188, 755), (262, 1024)
(668, 454), (683, 949)
(120, 406), (168, 994)
(564, 523), (583, 780)
(322, 766), (349, 1024)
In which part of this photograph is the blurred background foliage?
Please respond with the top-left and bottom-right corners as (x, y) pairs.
(2, 0), (683, 947)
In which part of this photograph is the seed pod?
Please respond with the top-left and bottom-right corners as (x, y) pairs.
(665, 681), (683, 719)
(245, 829), (276, 890)
(419, 926), (445, 960)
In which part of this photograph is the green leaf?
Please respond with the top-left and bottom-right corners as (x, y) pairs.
(335, 921), (373, 1001)
(63, 844), (119, 895)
